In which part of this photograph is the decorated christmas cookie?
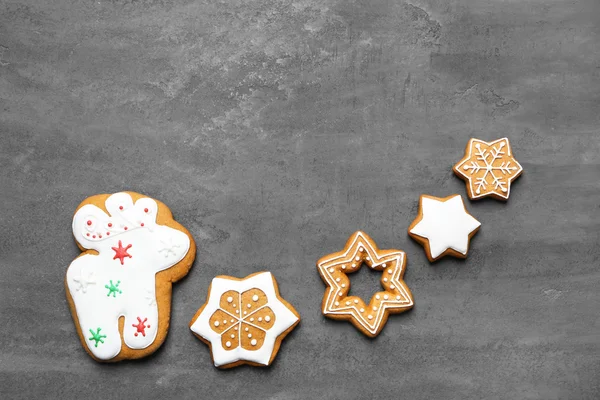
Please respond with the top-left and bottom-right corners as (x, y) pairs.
(453, 137), (523, 200)
(408, 194), (480, 262)
(65, 192), (196, 362)
(189, 272), (299, 368)
(317, 231), (414, 338)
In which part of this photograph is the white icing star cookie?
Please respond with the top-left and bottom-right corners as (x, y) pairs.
(65, 192), (196, 362)
(408, 194), (481, 262)
(317, 231), (414, 338)
(189, 272), (300, 368)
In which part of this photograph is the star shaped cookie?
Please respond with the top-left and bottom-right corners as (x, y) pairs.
(408, 194), (481, 262)
(453, 137), (523, 200)
(189, 272), (299, 368)
(317, 231), (414, 338)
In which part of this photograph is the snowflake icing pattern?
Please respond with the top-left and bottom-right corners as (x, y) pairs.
(209, 289), (276, 351)
(132, 317), (150, 337)
(105, 280), (122, 297)
(453, 138), (523, 200)
(88, 328), (106, 347)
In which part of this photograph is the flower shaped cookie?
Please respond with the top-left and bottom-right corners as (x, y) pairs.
(208, 288), (276, 351)
(190, 272), (299, 368)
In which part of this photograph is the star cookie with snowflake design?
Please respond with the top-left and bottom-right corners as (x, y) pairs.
(453, 137), (523, 200)
(65, 192), (196, 362)
(317, 231), (414, 338)
(408, 194), (481, 262)
(189, 272), (300, 368)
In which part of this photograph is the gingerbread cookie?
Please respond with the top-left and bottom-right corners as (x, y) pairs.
(453, 137), (523, 200)
(317, 231), (414, 338)
(189, 272), (299, 368)
(65, 192), (196, 362)
(408, 194), (480, 262)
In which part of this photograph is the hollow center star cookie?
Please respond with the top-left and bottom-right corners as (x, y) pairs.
(317, 231), (414, 338)
(189, 271), (300, 368)
(453, 137), (523, 200)
(408, 194), (481, 262)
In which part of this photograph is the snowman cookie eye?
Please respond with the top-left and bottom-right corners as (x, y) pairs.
(84, 216), (97, 232)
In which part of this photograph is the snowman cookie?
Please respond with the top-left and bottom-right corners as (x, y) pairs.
(65, 192), (196, 362)
(189, 272), (300, 368)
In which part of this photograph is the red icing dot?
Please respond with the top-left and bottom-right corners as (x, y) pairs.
(92, 235), (96, 239)
(99, 235), (102, 238)
(86, 220), (92, 226)
(140, 223), (145, 227)
(86, 233), (90, 237)
(144, 208), (149, 213)
(106, 232), (110, 236)
(124, 226), (128, 231)
(108, 223), (113, 228)
(119, 206), (124, 210)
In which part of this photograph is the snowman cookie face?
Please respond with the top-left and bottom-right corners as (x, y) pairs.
(65, 192), (196, 362)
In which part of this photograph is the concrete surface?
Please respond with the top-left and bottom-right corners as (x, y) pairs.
(1, 0), (600, 399)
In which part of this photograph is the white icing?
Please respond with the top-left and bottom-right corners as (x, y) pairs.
(190, 272), (299, 367)
(72, 269), (96, 293)
(454, 138), (523, 200)
(66, 192), (191, 360)
(317, 232), (414, 335)
(410, 195), (481, 259)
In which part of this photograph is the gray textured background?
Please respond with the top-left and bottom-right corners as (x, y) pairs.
(1, 0), (599, 399)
